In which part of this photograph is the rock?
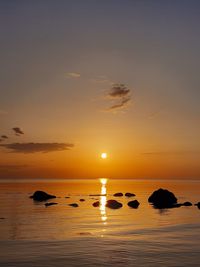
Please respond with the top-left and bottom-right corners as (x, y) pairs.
(65, 196), (70, 199)
(113, 192), (123, 197)
(195, 202), (200, 209)
(106, 199), (123, 209)
(127, 200), (140, 208)
(148, 188), (178, 208)
(79, 199), (85, 202)
(125, 192), (136, 197)
(45, 202), (58, 207)
(69, 203), (79, 207)
(0, 217), (5, 220)
(182, 201), (192, 207)
(92, 201), (100, 207)
(30, 191), (56, 201)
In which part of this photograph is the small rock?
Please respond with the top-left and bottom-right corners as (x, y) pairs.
(30, 191), (56, 202)
(125, 192), (136, 197)
(65, 196), (70, 199)
(0, 217), (5, 220)
(106, 199), (123, 209)
(69, 203), (79, 207)
(113, 192), (123, 197)
(195, 202), (200, 209)
(45, 202), (58, 207)
(182, 201), (192, 207)
(127, 200), (140, 208)
(79, 199), (85, 202)
(92, 201), (100, 207)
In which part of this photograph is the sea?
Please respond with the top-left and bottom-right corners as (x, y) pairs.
(0, 178), (199, 267)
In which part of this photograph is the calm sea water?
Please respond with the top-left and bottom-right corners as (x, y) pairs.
(0, 179), (199, 267)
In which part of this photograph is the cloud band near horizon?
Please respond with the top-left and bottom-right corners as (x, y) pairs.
(0, 142), (74, 153)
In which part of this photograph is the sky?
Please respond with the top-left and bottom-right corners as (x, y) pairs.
(0, 0), (200, 179)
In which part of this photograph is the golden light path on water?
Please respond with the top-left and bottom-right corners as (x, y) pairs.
(99, 178), (107, 227)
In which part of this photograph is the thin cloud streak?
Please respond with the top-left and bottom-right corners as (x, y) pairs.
(1, 143), (74, 153)
(66, 72), (81, 78)
(142, 150), (200, 156)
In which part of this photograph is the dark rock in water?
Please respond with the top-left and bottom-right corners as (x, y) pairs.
(69, 203), (79, 207)
(0, 217), (5, 220)
(113, 192), (123, 197)
(148, 188), (177, 208)
(30, 191), (56, 201)
(106, 199), (123, 209)
(92, 201), (100, 207)
(127, 200), (140, 208)
(45, 202), (58, 207)
(182, 201), (192, 207)
(125, 192), (136, 197)
(195, 202), (200, 209)
(79, 199), (85, 202)
(65, 196), (70, 199)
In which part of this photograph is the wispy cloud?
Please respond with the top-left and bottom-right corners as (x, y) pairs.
(107, 97), (131, 111)
(108, 84), (130, 98)
(89, 75), (112, 84)
(0, 142), (74, 153)
(0, 110), (7, 115)
(12, 127), (24, 136)
(66, 72), (81, 78)
(105, 83), (132, 112)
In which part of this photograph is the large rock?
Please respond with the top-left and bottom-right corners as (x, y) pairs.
(113, 192), (123, 197)
(195, 202), (200, 209)
(148, 188), (177, 208)
(125, 192), (136, 197)
(106, 199), (123, 209)
(127, 200), (140, 208)
(30, 191), (56, 201)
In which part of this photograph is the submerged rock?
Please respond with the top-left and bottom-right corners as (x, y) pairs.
(125, 192), (136, 197)
(113, 192), (123, 197)
(89, 194), (106, 197)
(106, 199), (123, 209)
(127, 200), (140, 208)
(79, 199), (85, 202)
(45, 202), (58, 207)
(148, 188), (178, 208)
(195, 202), (200, 209)
(65, 196), (70, 199)
(30, 191), (56, 202)
(92, 201), (100, 207)
(69, 203), (79, 207)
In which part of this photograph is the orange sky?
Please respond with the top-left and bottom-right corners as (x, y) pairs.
(0, 1), (200, 179)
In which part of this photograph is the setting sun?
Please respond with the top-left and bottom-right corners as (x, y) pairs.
(101, 152), (107, 159)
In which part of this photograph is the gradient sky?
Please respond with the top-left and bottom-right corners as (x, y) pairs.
(0, 0), (200, 179)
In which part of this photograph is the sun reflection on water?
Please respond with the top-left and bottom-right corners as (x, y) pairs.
(99, 178), (107, 224)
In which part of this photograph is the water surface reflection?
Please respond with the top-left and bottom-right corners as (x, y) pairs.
(99, 178), (107, 225)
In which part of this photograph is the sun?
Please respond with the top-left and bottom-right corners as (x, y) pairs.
(101, 152), (107, 159)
